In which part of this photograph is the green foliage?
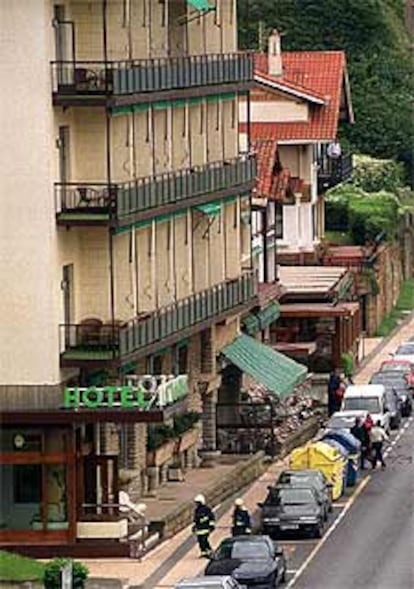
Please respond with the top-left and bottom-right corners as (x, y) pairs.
(147, 412), (201, 450)
(361, 268), (380, 296)
(341, 352), (355, 377)
(43, 559), (88, 589)
(0, 551), (45, 582)
(376, 279), (414, 335)
(352, 155), (405, 193)
(173, 411), (201, 436)
(348, 192), (400, 244)
(325, 177), (401, 244)
(238, 0), (414, 179)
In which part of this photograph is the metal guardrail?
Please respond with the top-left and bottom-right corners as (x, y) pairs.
(51, 53), (254, 96)
(318, 153), (353, 190)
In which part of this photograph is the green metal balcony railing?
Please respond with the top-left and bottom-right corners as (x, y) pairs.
(55, 155), (257, 225)
(51, 53), (253, 100)
(60, 272), (258, 362)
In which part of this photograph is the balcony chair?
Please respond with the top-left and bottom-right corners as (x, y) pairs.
(79, 317), (103, 348)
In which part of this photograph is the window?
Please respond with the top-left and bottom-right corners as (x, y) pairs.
(13, 465), (41, 503)
(175, 344), (188, 374)
(275, 202), (283, 238)
(147, 354), (163, 374)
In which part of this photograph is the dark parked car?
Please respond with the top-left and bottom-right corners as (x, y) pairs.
(380, 359), (414, 389)
(275, 470), (332, 519)
(205, 536), (286, 588)
(370, 371), (412, 417)
(384, 389), (402, 429)
(259, 486), (325, 539)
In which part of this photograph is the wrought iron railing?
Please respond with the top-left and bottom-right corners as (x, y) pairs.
(317, 153), (353, 191)
(51, 52), (254, 96)
(55, 155), (256, 220)
(60, 272), (257, 360)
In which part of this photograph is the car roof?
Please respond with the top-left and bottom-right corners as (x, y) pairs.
(344, 384), (385, 397)
(382, 359), (412, 366)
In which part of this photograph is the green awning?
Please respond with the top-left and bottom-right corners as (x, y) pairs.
(257, 302), (280, 330)
(187, 0), (214, 11)
(195, 202), (222, 217)
(222, 334), (307, 398)
(242, 314), (261, 335)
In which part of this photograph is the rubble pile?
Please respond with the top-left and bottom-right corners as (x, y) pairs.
(217, 378), (323, 455)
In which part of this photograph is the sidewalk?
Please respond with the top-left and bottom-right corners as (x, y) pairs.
(82, 313), (414, 587)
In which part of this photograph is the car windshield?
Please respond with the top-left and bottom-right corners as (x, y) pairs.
(343, 397), (380, 413)
(327, 416), (349, 429)
(396, 345), (414, 355)
(371, 373), (406, 385)
(381, 363), (410, 373)
(216, 541), (270, 561)
(278, 488), (315, 505)
(279, 474), (321, 489)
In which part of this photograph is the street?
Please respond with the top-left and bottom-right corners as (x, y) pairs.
(286, 416), (414, 589)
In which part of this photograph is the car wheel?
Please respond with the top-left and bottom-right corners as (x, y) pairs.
(280, 567), (287, 584)
(313, 523), (323, 538)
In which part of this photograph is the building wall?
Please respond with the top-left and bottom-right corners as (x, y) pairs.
(0, 0), (61, 385)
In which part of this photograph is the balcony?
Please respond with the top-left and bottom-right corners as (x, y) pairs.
(55, 155), (256, 227)
(317, 153), (353, 193)
(51, 53), (254, 107)
(60, 271), (258, 367)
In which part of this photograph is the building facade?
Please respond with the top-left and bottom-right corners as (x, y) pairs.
(0, 0), (257, 553)
(239, 30), (354, 265)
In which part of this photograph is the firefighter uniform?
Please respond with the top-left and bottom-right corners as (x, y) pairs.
(232, 498), (251, 536)
(193, 495), (215, 557)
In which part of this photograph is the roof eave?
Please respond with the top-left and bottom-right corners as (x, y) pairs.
(254, 74), (326, 106)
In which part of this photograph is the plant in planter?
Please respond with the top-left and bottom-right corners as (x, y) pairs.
(44, 559), (88, 589)
(341, 352), (355, 378)
(173, 412), (201, 436)
(147, 424), (175, 451)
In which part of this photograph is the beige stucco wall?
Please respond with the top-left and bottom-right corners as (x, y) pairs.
(0, 0), (62, 385)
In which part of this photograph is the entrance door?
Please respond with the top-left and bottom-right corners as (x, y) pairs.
(53, 5), (74, 85)
(62, 264), (74, 346)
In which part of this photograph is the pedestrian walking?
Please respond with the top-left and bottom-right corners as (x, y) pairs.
(370, 421), (389, 470)
(328, 369), (341, 416)
(231, 498), (251, 536)
(363, 413), (374, 464)
(193, 494), (215, 557)
(350, 417), (369, 469)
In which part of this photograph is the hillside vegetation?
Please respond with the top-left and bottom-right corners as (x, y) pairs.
(238, 0), (414, 182)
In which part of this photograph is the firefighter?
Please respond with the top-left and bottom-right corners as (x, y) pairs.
(232, 498), (251, 536)
(193, 494), (215, 557)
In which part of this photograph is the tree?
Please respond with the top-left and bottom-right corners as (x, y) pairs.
(238, 0), (414, 182)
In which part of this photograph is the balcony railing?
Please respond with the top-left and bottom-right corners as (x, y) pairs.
(60, 272), (258, 363)
(55, 155), (256, 225)
(51, 53), (253, 101)
(317, 153), (353, 192)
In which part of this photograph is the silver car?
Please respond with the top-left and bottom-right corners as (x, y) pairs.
(176, 576), (242, 589)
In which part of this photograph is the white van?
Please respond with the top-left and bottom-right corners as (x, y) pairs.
(341, 384), (390, 432)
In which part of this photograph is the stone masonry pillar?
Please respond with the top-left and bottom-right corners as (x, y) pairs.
(202, 390), (218, 451)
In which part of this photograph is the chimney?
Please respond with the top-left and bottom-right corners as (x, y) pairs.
(268, 29), (282, 77)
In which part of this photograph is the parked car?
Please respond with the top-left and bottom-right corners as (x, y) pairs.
(385, 389), (402, 429)
(370, 371), (412, 417)
(341, 384), (390, 433)
(259, 486), (325, 539)
(325, 410), (368, 432)
(380, 359), (414, 389)
(393, 343), (414, 364)
(275, 469), (332, 518)
(176, 576), (242, 589)
(205, 536), (286, 588)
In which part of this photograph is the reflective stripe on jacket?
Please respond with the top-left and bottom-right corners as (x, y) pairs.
(194, 504), (215, 533)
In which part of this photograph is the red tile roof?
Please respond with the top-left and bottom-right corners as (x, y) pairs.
(240, 51), (348, 142)
(252, 139), (292, 200)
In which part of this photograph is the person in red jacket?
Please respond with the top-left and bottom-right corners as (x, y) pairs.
(363, 414), (374, 464)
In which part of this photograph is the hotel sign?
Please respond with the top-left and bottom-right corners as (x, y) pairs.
(64, 375), (188, 410)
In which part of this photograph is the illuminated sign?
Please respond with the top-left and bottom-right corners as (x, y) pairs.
(63, 375), (188, 409)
